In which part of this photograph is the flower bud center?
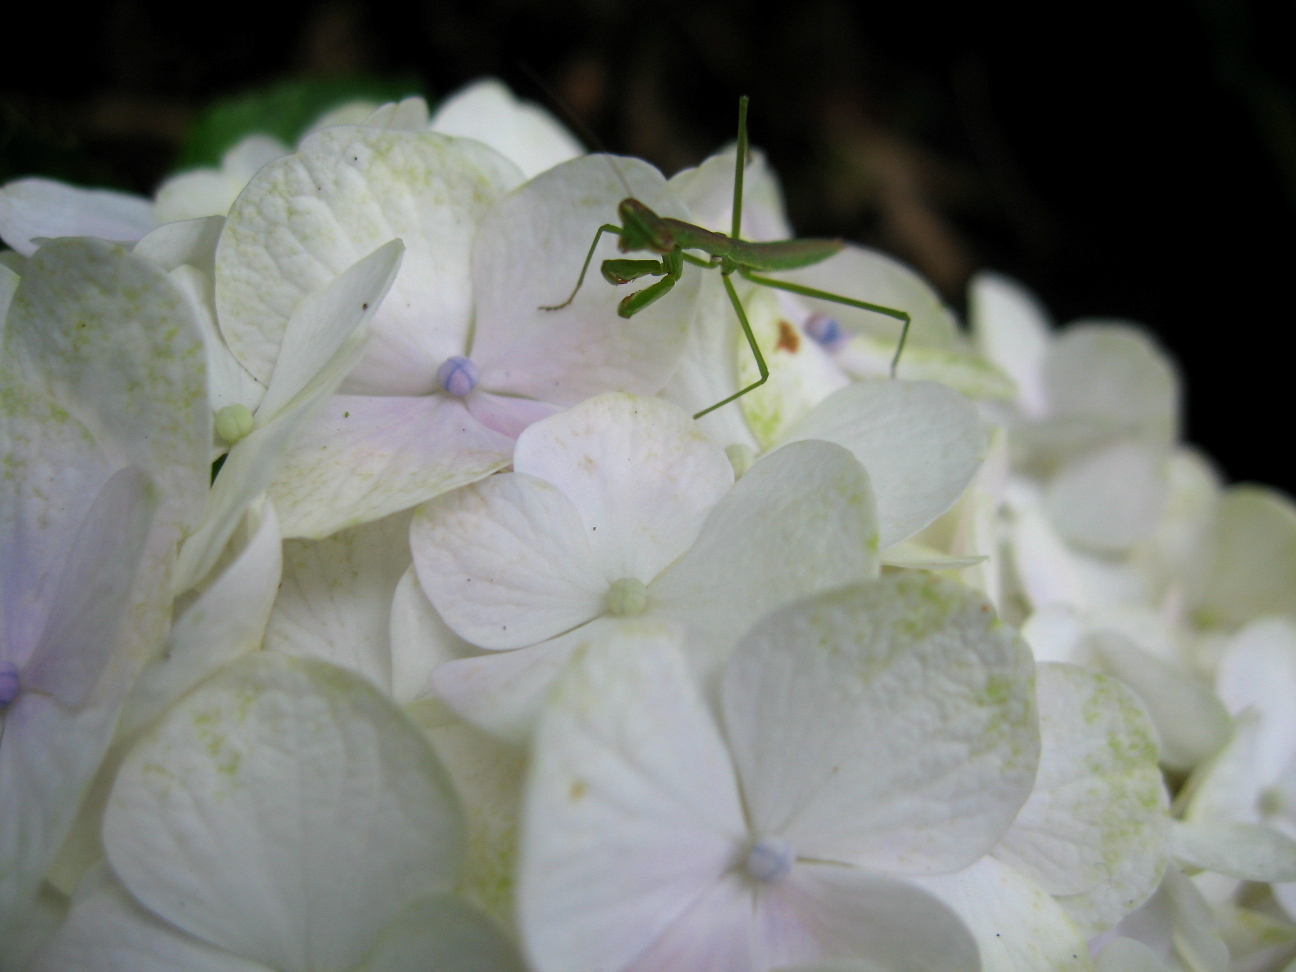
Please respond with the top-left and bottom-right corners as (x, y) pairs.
(605, 577), (648, 617)
(744, 835), (794, 883)
(803, 312), (845, 351)
(0, 662), (20, 707)
(437, 356), (480, 397)
(214, 403), (256, 445)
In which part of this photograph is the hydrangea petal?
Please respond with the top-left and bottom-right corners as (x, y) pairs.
(153, 135), (287, 224)
(120, 499), (281, 739)
(267, 393), (513, 539)
(994, 664), (1167, 931)
(6, 238), (209, 533)
(1170, 820), (1296, 882)
(616, 874), (756, 972)
(389, 567), (475, 706)
(755, 864), (980, 972)
(104, 653), (464, 972)
(1093, 938), (1164, 972)
(1042, 323), (1179, 442)
(430, 618), (613, 744)
(1216, 618), (1296, 780)
(256, 239), (403, 425)
(722, 575), (1038, 874)
(22, 467), (158, 706)
(1087, 631), (1230, 772)
(1044, 440), (1168, 553)
(518, 627), (747, 972)
(915, 856), (1092, 972)
(264, 511), (413, 692)
(512, 394), (734, 581)
(357, 893), (527, 972)
(667, 147), (793, 241)
(133, 215), (224, 275)
(412, 472), (607, 650)
(31, 870), (269, 972)
(969, 271), (1050, 417)
(429, 79), (583, 180)
(1196, 486), (1296, 626)
(650, 439), (879, 681)
(0, 178), (155, 256)
(781, 379), (986, 548)
(470, 155), (697, 404)
(216, 126), (523, 388)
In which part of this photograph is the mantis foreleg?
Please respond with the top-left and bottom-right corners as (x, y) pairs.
(739, 268), (912, 376)
(693, 273), (770, 419)
(541, 223), (624, 311)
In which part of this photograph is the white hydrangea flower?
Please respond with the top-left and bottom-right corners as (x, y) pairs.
(410, 392), (880, 741)
(0, 180), (156, 255)
(153, 135), (289, 224)
(519, 573), (1042, 972)
(32, 652), (524, 972)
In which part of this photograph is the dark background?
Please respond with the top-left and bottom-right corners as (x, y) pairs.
(5, 0), (1294, 495)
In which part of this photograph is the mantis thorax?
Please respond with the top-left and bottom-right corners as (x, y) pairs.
(617, 198), (674, 254)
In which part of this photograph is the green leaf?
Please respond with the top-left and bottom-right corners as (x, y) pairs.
(174, 74), (425, 171)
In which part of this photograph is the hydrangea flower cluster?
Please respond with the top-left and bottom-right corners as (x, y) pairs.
(2, 79), (1295, 972)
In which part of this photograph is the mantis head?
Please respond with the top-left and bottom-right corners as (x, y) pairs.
(617, 198), (675, 254)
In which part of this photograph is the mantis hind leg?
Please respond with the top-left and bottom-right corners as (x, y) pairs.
(693, 273), (770, 419)
(541, 223), (623, 311)
(738, 268), (912, 377)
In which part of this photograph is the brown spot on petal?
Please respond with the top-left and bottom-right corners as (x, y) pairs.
(776, 319), (800, 353)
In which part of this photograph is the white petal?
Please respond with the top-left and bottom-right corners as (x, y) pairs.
(105, 653), (464, 972)
(31, 870), (269, 972)
(968, 271), (1050, 417)
(362, 97), (431, 131)
(650, 439), (879, 682)
(389, 567), (476, 706)
(1216, 618), (1296, 781)
(133, 215), (224, 274)
(429, 618), (610, 743)
(412, 472), (605, 650)
(512, 393), (734, 581)
(1170, 819), (1296, 882)
(781, 379), (986, 548)
(0, 262), (17, 325)
(1093, 938), (1164, 972)
(215, 126), (522, 388)
(779, 244), (960, 355)
(756, 864), (980, 972)
(915, 857), (1092, 972)
(518, 628), (747, 972)
(470, 155), (697, 404)
(722, 575), (1039, 874)
(256, 239), (404, 425)
(0, 688), (124, 935)
(1042, 322), (1179, 442)
(267, 393), (513, 539)
(994, 664), (1167, 933)
(1180, 709), (1267, 825)
(1045, 440), (1168, 553)
(357, 893), (527, 972)
(667, 146), (793, 241)
(264, 510), (413, 693)
(429, 79), (584, 179)
(6, 238), (209, 532)
(1087, 631), (1230, 772)
(23, 467), (159, 706)
(1196, 485), (1296, 626)
(120, 499), (281, 739)
(0, 178), (154, 255)
(0, 378), (113, 668)
(617, 874), (756, 972)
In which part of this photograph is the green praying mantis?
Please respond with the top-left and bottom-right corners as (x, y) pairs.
(541, 96), (912, 419)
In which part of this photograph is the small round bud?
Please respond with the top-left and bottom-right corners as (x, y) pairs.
(744, 835), (795, 883)
(803, 312), (846, 352)
(214, 403), (256, 445)
(605, 577), (649, 617)
(436, 356), (480, 397)
(0, 662), (20, 707)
